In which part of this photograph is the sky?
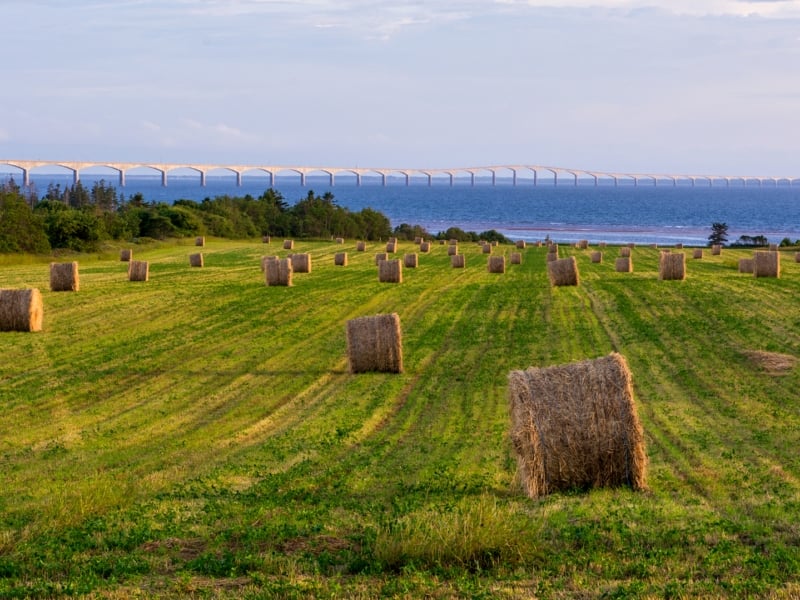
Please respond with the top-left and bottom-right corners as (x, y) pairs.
(2, 0), (800, 176)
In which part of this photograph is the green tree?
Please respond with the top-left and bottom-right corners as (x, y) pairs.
(0, 188), (51, 253)
(708, 222), (729, 247)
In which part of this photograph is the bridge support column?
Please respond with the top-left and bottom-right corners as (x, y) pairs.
(512, 170), (517, 186)
(200, 171), (206, 187)
(491, 171), (496, 186)
(269, 172), (275, 187)
(22, 168), (29, 187)
(533, 170), (537, 186)
(356, 173), (361, 186)
(330, 173), (335, 186)
(161, 170), (167, 187)
(470, 172), (475, 186)
(236, 172), (242, 187)
(382, 173), (387, 186)
(427, 174), (432, 187)
(449, 173), (454, 186)
(119, 170), (126, 187)
(73, 169), (79, 185)
(404, 174), (409, 186)
(301, 172), (306, 186)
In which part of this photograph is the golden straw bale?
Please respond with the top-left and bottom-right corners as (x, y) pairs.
(516, 240), (526, 249)
(120, 249), (132, 262)
(659, 252), (686, 281)
(447, 244), (458, 256)
(388, 237), (398, 245)
(386, 241), (398, 253)
(510, 252), (522, 265)
(195, 236), (205, 247)
(548, 257), (580, 286)
(693, 249), (703, 259)
(346, 313), (403, 374)
(535, 241), (543, 248)
(590, 251), (602, 264)
(619, 247), (631, 258)
(50, 262), (79, 292)
(546, 252), (558, 262)
(627, 243), (636, 248)
(378, 259), (403, 283)
(375, 252), (388, 265)
(262, 235), (271, 244)
(547, 243), (558, 255)
(451, 254), (466, 268)
(649, 243), (658, 249)
(712, 244), (721, 255)
(265, 257), (292, 286)
(578, 240), (589, 249)
(290, 253), (311, 273)
(487, 255), (506, 273)
(419, 241), (431, 253)
(615, 257), (633, 273)
(769, 243), (778, 251)
(738, 258), (754, 273)
(0, 288), (43, 332)
(261, 255), (279, 271)
(357, 241), (367, 252)
(189, 253), (204, 268)
(599, 242), (607, 248)
(508, 353), (648, 499)
(336, 237), (344, 244)
(334, 252), (348, 266)
(403, 253), (418, 268)
(414, 236), (423, 245)
(795, 252), (800, 263)
(128, 260), (149, 282)
(449, 239), (458, 245)
(482, 244), (492, 254)
(283, 240), (294, 250)
(753, 250), (780, 278)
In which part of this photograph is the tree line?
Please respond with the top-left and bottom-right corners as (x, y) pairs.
(0, 178), (510, 254)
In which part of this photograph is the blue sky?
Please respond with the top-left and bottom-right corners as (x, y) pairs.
(2, 0), (800, 176)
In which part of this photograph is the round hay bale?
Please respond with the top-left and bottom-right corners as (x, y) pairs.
(516, 240), (526, 249)
(0, 288), (43, 332)
(403, 253), (418, 268)
(739, 257), (755, 273)
(265, 257), (292, 286)
(487, 255), (506, 273)
(189, 253), (204, 268)
(451, 254), (465, 269)
(508, 352), (648, 498)
(262, 235), (271, 244)
(414, 236), (423, 245)
(128, 260), (149, 282)
(120, 249), (132, 262)
(448, 239), (458, 245)
(482, 244), (492, 254)
(578, 240), (589, 250)
(50, 262), (79, 292)
(375, 252), (388, 265)
(336, 237), (345, 244)
(619, 247), (631, 258)
(334, 252), (348, 266)
(283, 240), (294, 250)
(419, 241), (431, 253)
(291, 253), (312, 274)
(675, 243), (683, 249)
(346, 313), (403, 374)
(769, 243), (779, 251)
(195, 236), (205, 247)
(548, 257), (579, 286)
(447, 244), (458, 256)
(712, 244), (721, 255)
(590, 251), (602, 264)
(510, 252), (522, 265)
(598, 241), (607, 248)
(659, 252), (686, 281)
(693, 249), (703, 259)
(546, 252), (558, 262)
(615, 256), (633, 273)
(261, 255), (278, 272)
(356, 241), (367, 252)
(753, 250), (780, 278)
(378, 259), (403, 283)
(795, 252), (800, 263)
(386, 241), (398, 253)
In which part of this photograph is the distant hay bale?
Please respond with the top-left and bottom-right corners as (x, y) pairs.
(619, 247), (631, 258)
(290, 253), (312, 273)
(738, 258), (755, 273)
(487, 255), (506, 273)
(599, 242), (607, 248)
(357, 241), (367, 252)
(439, 240), (446, 245)
(615, 257), (633, 273)
(403, 253), (418, 268)
(261, 255), (278, 271)
(419, 241), (431, 253)
(0, 288), (43, 332)
(447, 245), (458, 256)
(627, 243), (636, 248)
(649, 243), (658, 249)
(375, 252), (388, 265)
(510, 252), (522, 265)
(659, 252), (686, 281)
(265, 257), (292, 286)
(334, 252), (348, 266)
(50, 262), (79, 292)
(712, 244), (721, 255)
(128, 260), (149, 282)
(535, 241), (543, 248)
(388, 237), (398, 244)
(378, 259), (403, 283)
(769, 243), (778, 251)
(335, 237), (344, 244)
(451, 254), (465, 268)
(795, 252), (800, 263)
(578, 240), (589, 249)
(675, 243), (683, 249)
(547, 243), (558, 255)
(120, 249), (132, 262)
(548, 257), (580, 286)
(189, 253), (204, 268)
(346, 313), (403, 374)
(693, 249), (703, 259)
(482, 244), (492, 254)
(414, 236), (423, 245)
(386, 240), (398, 253)
(590, 251), (602, 264)
(516, 240), (526, 249)
(508, 352), (648, 498)
(546, 252), (558, 262)
(262, 235), (271, 244)
(753, 250), (780, 278)
(449, 239), (458, 245)
(195, 236), (205, 247)
(283, 240), (294, 250)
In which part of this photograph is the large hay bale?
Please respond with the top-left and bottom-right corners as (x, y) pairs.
(599, 242), (607, 248)
(693, 249), (703, 259)
(451, 254), (465, 268)
(739, 258), (755, 273)
(753, 250), (780, 278)
(189, 253), (204, 268)
(336, 237), (345, 244)
(712, 244), (721, 255)
(448, 239), (458, 245)
(265, 257), (292, 286)
(482, 244), (492, 254)
(346, 313), (403, 374)
(378, 259), (403, 283)
(335, 252), (348, 266)
(357, 241), (367, 252)
(419, 241), (431, 253)
(262, 235), (271, 244)
(548, 257), (579, 286)
(386, 240), (398, 253)
(516, 240), (526, 249)
(291, 253), (312, 274)
(619, 247), (631, 257)
(547, 243), (558, 256)
(120, 249), (132, 262)
(0, 288), (43, 332)
(510, 252), (522, 265)
(128, 260), (149, 282)
(546, 252), (558, 262)
(50, 262), (79, 292)
(487, 255), (506, 273)
(659, 252), (686, 281)
(283, 240), (294, 250)
(769, 243), (779, 251)
(375, 252), (388, 265)
(795, 252), (800, 263)
(615, 257), (633, 273)
(404, 253), (418, 268)
(590, 251), (602, 264)
(414, 236), (423, 245)
(261, 255), (278, 272)
(195, 236), (205, 247)
(447, 244), (458, 256)
(675, 243), (683, 249)
(508, 353), (647, 498)
(578, 240), (589, 250)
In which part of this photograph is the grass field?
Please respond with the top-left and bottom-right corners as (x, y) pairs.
(1, 239), (799, 599)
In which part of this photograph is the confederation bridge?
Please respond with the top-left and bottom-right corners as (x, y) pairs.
(2, 159), (798, 188)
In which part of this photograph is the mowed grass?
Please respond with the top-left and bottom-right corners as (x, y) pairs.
(1, 240), (799, 599)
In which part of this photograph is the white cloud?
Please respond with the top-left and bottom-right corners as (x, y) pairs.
(494, 0), (800, 17)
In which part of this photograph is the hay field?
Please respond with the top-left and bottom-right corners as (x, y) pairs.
(1, 240), (799, 599)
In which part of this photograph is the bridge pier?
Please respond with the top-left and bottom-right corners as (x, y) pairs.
(22, 168), (29, 187)
(491, 171), (496, 186)
(73, 169), (79, 185)
(200, 171), (206, 187)
(161, 170), (167, 187)
(119, 170), (126, 187)
(236, 171), (242, 187)
(470, 172), (475, 186)
(330, 172), (335, 186)
(301, 172), (306, 186)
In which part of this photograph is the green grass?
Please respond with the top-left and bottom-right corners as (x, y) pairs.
(1, 240), (799, 599)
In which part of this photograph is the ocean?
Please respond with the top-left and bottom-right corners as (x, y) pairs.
(6, 171), (800, 246)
